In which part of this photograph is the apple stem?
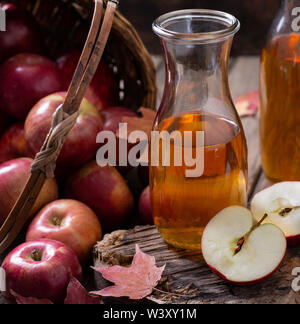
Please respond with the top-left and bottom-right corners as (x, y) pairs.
(235, 213), (268, 255)
(31, 249), (42, 262)
(52, 216), (62, 226)
(253, 213), (269, 229)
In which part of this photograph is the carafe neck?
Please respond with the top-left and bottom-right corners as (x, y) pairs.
(160, 36), (233, 117)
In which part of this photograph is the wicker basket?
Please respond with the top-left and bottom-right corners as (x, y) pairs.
(11, 0), (157, 111)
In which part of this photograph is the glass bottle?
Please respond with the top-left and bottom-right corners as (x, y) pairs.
(260, 0), (300, 182)
(151, 10), (248, 250)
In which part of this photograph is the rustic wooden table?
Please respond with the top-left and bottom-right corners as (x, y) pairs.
(93, 56), (300, 304)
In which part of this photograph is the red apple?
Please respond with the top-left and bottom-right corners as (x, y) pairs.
(57, 50), (117, 111)
(139, 186), (153, 225)
(0, 123), (34, 163)
(0, 54), (63, 119)
(25, 92), (103, 170)
(100, 106), (137, 133)
(64, 161), (134, 232)
(26, 199), (102, 264)
(0, 158), (58, 226)
(202, 206), (287, 285)
(99, 106), (138, 172)
(0, 3), (43, 64)
(2, 239), (82, 304)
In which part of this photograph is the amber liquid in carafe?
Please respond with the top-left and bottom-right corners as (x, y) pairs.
(260, 33), (300, 182)
(150, 111), (248, 250)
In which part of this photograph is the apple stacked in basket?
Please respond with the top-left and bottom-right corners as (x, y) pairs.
(0, 2), (153, 304)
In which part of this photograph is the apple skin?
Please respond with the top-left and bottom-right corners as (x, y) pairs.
(64, 161), (134, 233)
(100, 106), (138, 173)
(0, 158), (58, 226)
(2, 239), (82, 304)
(139, 186), (153, 225)
(25, 92), (103, 170)
(0, 3), (43, 64)
(285, 235), (300, 248)
(0, 54), (63, 119)
(57, 50), (117, 111)
(207, 261), (285, 286)
(26, 199), (102, 264)
(100, 106), (137, 133)
(0, 123), (34, 163)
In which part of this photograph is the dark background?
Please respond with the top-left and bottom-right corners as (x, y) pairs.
(118, 0), (280, 55)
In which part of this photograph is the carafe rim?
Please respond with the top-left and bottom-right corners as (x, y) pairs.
(153, 9), (240, 44)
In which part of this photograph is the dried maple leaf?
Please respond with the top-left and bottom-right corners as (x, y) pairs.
(64, 277), (101, 304)
(91, 244), (166, 300)
(10, 277), (100, 305)
(10, 290), (54, 304)
(234, 90), (259, 117)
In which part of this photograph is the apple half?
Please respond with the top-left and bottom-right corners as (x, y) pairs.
(251, 182), (300, 247)
(202, 206), (287, 285)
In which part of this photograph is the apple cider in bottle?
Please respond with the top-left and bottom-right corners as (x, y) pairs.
(151, 10), (248, 250)
(260, 0), (300, 182)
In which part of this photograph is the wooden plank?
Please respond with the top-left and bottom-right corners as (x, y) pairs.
(94, 226), (300, 304)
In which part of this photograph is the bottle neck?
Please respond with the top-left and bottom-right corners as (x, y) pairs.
(160, 37), (233, 118)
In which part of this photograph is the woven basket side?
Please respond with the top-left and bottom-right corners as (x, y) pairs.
(12, 0), (157, 111)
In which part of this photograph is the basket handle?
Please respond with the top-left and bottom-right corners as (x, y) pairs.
(0, 0), (119, 254)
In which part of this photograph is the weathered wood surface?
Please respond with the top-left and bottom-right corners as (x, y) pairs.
(94, 56), (300, 304)
(94, 226), (300, 304)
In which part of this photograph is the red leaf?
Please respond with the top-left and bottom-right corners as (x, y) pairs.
(91, 244), (165, 300)
(234, 90), (259, 117)
(10, 290), (53, 304)
(64, 277), (101, 305)
(10, 278), (100, 305)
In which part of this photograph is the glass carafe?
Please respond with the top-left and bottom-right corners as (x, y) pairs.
(151, 10), (248, 250)
(260, 0), (300, 182)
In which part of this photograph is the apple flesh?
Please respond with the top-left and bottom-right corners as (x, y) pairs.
(0, 54), (63, 119)
(0, 3), (43, 64)
(251, 182), (300, 247)
(57, 50), (117, 111)
(64, 161), (134, 232)
(2, 239), (82, 304)
(0, 158), (58, 226)
(139, 186), (153, 225)
(202, 206), (287, 285)
(25, 92), (103, 170)
(0, 123), (33, 163)
(26, 199), (102, 264)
